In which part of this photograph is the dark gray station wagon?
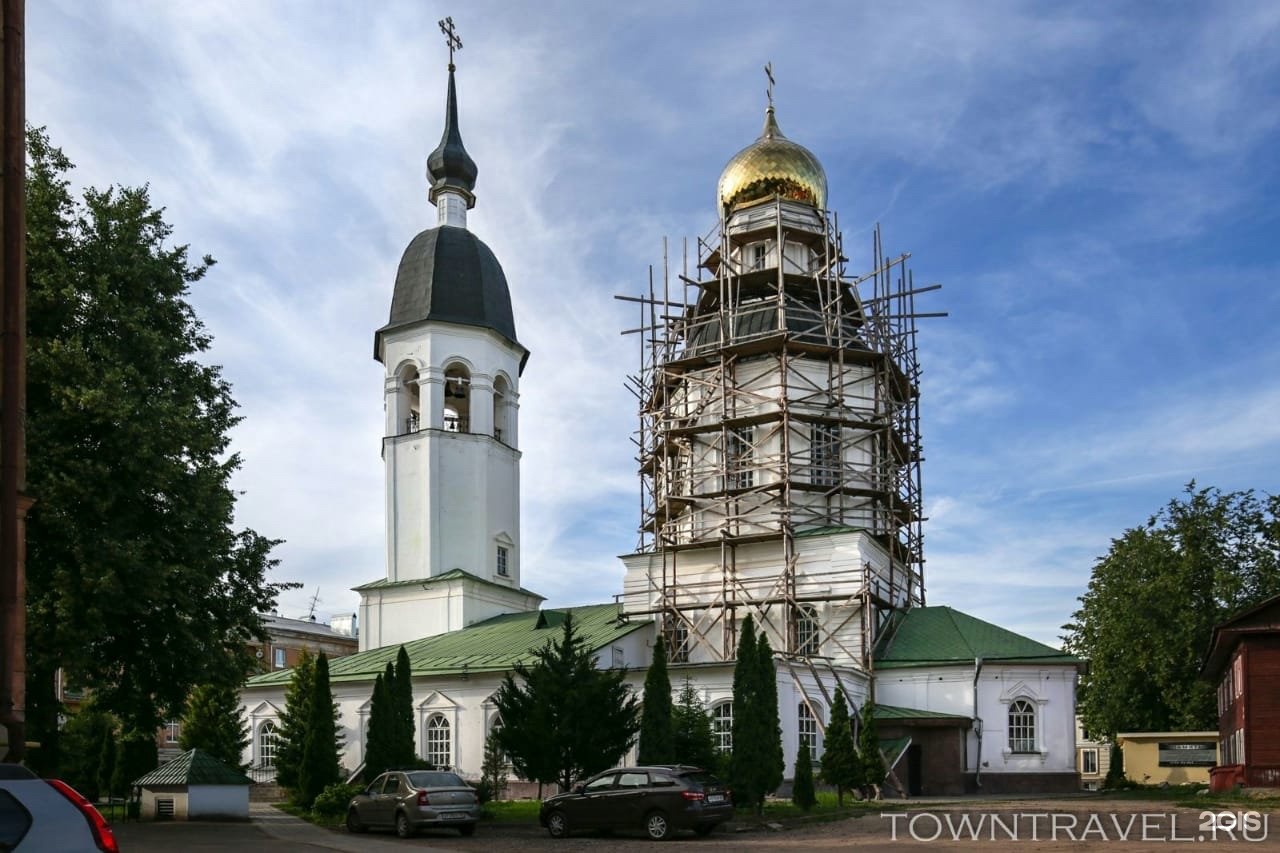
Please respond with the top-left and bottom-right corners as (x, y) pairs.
(539, 765), (732, 840)
(346, 770), (480, 838)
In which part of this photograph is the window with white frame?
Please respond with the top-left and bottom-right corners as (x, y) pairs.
(726, 427), (754, 490)
(794, 605), (819, 656)
(258, 720), (278, 768)
(798, 703), (821, 756)
(1081, 748), (1098, 775)
(1008, 699), (1036, 753)
(810, 422), (840, 486)
(712, 702), (733, 753)
(273, 647), (286, 669)
(496, 545), (509, 577)
(164, 720), (181, 745)
(425, 714), (451, 769)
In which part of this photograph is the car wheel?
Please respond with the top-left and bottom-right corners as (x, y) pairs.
(645, 809), (672, 841)
(459, 823), (476, 837)
(546, 809), (570, 839)
(345, 808), (367, 834)
(395, 811), (416, 839)
(694, 823), (716, 836)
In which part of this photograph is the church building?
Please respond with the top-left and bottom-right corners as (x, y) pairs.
(240, 41), (1082, 797)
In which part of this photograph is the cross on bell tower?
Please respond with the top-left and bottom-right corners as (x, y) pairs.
(439, 16), (462, 70)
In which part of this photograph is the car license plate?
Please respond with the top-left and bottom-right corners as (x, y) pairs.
(442, 812), (467, 819)
(707, 794), (725, 803)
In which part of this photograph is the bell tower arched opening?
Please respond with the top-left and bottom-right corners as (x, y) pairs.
(443, 363), (471, 433)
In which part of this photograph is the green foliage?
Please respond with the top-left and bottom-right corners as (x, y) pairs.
(297, 653), (343, 808)
(493, 613), (640, 791)
(477, 729), (508, 804)
(392, 646), (416, 767)
(362, 671), (393, 782)
(180, 683), (250, 771)
(856, 699), (885, 796)
(59, 703), (116, 801)
(310, 782), (364, 819)
(98, 726), (118, 799)
(22, 127), (292, 738)
(1063, 484), (1280, 739)
(671, 677), (716, 771)
(638, 636), (674, 764)
(1104, 743), (1126, 789)
(274, 650), (315, 789)
(819, 688), (858, 806)
(110, 730), (157, 796)
(729, 616), (783, 813)
(791, 744), (816, 811)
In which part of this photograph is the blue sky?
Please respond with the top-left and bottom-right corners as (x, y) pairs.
(29, 1), (1280, 645)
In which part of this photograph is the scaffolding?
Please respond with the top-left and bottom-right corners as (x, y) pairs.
(619, 195), (942, 668)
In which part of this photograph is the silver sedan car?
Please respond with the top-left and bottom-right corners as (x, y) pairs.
(346, 769), (480, 838)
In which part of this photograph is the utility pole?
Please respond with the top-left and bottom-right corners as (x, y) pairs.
(0, 0), (27, 763)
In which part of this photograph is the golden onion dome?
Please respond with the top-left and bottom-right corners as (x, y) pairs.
(717, 106), (827, 211)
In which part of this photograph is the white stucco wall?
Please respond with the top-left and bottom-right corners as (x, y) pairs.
(187, 785), (249, 819)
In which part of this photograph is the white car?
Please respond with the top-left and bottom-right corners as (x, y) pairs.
(0, 763), (119, 852)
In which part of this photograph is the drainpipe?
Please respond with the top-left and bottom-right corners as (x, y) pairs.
(973, 657), (984, 789)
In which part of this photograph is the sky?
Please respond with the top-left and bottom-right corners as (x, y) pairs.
(28, 1), (1280, 646)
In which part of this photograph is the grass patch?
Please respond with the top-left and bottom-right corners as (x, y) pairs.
(751, 790), (906, 823)
(483, 799), (543, 822)
(1098, 786), (1278, 810)
(274, 801), (345, 829)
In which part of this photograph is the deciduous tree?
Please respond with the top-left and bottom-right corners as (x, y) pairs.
(23, 128), (292, 746)
(180, 683), (250, 770)
(493, 614), (640, 793)
(1063, 484), (1280, 738)
(638, 636), (674, 764)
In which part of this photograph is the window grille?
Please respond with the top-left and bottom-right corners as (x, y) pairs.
(712, 703), (733, 753)
(798, 703), (821, 756)
(810, 423), (840, 486)
(259, 720), (278, 768)
(726, 427), (754, 490)
(426, 714), (451, 769)
(496, 545), (509, 577)
(1008, 699), (1036, 753)
(794, 605), (819, 656)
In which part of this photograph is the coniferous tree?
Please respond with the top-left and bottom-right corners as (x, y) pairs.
(297, 653), (342, 808)
(819, 688), (858, 806)
(494, 613), (640, 792)
(23, 128), (291, 744)
(180, 683), (250, 770)
(363, 672), (393, 781)
(671, 677), (716, 771)
(478, 729), (508, 803)
(755, 631), (784, 803)
(392, 647), (416, 767)
(728, 616), (761, 810)
(856, 698), (886, 799)
(792, 744), (816, 811)
(111, 730), (158, 796)
(638, 636), (674, 765)
(274, 650), (316, 789)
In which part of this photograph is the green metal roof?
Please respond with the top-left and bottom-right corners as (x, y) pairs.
(873, 703), (970, 721)
(246, 603), (649, 687)
(133, 749), (251, 787)
(351, 568), (544, 600)
(879, 736), (912, 767)
(873, 606), (1081, 669)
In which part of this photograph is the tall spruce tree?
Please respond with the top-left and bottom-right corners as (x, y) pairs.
(819, 688), (858, 806)
(728, 616), (761, 810)
(755, 631), (784, 803)
(297, 653), (342, 808)
(23, 128), (291, 746)
(671, 677), (716, 771)
(479, 729), (508, 803)
(179, 683), (250, 770)
(274, 650), (316, 789)
(362, 672), (393, 782)
(493, 614), (640, 791)
(638, 636), (674, 764)
(792, 744), (816, 811)
(857, 698), (886, 799)
(392, 646), (416, 767)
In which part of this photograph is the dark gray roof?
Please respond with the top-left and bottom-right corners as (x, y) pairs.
(375, 226), (522, 359)
(427, 67), (477, 204)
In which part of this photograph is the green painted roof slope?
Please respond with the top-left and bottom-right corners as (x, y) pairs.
(351, 568), (544, 600)
(873, 703), (970, 721)
(246, 603), (648, 687)
(874, 606), (1081, 669)
(133, 749), (251, 787)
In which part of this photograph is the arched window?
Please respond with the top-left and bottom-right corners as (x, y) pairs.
(258, 720), (278, 768)
(798, 703), (821, 756)
(398, 365), (421, 435)
(442, 364), (471, 434)
(794, 605), (819, 656)
(425, 714), (451, 769)
(492, 375), (510, 444)
(1008, 699), (1036, 753)
(711, 702), (733, 753)
(666, 620), (689, 663)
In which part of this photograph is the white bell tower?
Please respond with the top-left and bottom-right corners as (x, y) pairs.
(357, 47), (542, 652)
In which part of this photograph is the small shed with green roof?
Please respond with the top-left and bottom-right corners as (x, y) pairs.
(133, 748), (252, 821)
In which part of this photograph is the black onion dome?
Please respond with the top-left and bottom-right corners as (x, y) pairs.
(427, 68), (478, 204)
(374, 227), (521, 360)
